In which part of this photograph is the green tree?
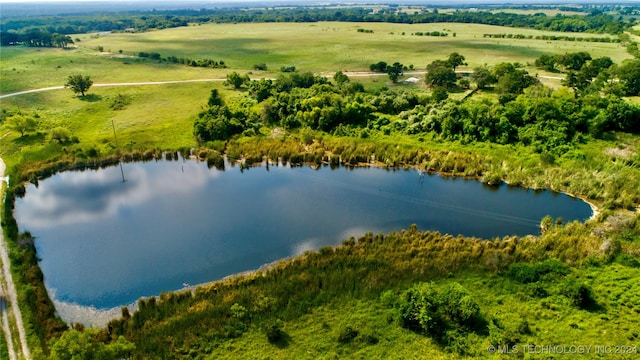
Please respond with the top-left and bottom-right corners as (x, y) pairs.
(193, 105), (244, 141)
(581, 56), (613, 78)
(387, 62), (404, 83)
(615, 59), (640, 96)
(431, 86), (449, 102)
(49, 329), (135, 360)
(426, 60), (456, 88)
(50, 127), (72, 143)
(494, 69), (538, 95)
(534, 54), (557, 72)
(471, 66), (497, 89)
(447, 52), (466, 71)
(207, 88), (224, 107)
(562, 71), (593, 93)
(7, 114), (37, 136)
(65, 74), (93, 96)
(438, 283), (480, 325)
(556, 52), (592, 71)
(369, 61), (387, 72)
(333, 71), (350, 85)
(398, 282), (442, 335)
(249, 78), (274, 102)
(225, 72), (250, 89)
(52, 33), (73, 48)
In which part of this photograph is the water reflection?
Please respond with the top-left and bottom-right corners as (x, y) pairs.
(15, 158), (592, 311)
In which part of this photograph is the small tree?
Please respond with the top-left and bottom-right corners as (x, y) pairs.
(225, 72), (250, 89)
(207, 89), (224, 107)
(426, 60), (456, 88)
(264, 319), (285, 343)
(333, 71), (350, 85)
(471, 66), (497, 89)
(387, 62), (404, 83)
(447, 52), (467, 71)
(7, 114), (37, 137)
(66, 74), (93, 96)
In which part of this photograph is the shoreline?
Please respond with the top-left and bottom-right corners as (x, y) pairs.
(9, 153), (607, 328)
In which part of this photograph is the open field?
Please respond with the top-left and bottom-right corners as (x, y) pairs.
(0, 82), (219, 167)
(1, 22), (630, 95)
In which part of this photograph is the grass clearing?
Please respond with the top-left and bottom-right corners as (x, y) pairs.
(1, 82), (214, 167)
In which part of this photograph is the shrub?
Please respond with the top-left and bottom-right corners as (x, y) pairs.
(264, 319), (285, 343)
(562, 280), (597, 310)
(337, 326), (358, 343)
(253, 63), (267, 71)
(397, 282), (484, 340)
(50, 127), (72, 143)
(506, 259), (570, 283)
(617, 254), (640, 267)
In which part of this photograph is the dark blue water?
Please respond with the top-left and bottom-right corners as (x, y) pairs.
(14, 158), (592, 309)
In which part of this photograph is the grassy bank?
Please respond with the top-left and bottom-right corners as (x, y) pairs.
(102, 221), (640, 359)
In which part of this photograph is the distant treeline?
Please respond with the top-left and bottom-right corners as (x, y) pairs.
(138, 52), (227, 69)
(0, 28), (74, 47)
(482, 33), (621, 43)
(1, 6), (634, 46)
(413, 31), (448, 37)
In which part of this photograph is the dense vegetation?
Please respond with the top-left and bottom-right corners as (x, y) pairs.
(193, 53), (640, 164)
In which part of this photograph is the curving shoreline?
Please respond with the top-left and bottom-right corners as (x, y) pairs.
(34, 157), (599, 328)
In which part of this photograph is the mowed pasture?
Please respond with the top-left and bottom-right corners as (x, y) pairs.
(1, 21), (630, 95)
(77, 22), (628, 72)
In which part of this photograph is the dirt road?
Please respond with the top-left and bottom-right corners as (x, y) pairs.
(0, 158), (31, 360)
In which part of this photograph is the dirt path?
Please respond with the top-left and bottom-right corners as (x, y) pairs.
(0, 78), (226, 99)
(0, 71), (566, 99)
(1, 296), (17, 360)
(0, 158), (31, 360)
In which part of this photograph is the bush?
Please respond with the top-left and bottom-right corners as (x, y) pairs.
(617, 254), (640, 267)
(397, 282), (484, 340)
(562, 280), (597, 310)
(337, 326), (359, 343)
(50, 127), (72, 143)
(264, 319), (285, 343)
(506, 259), (570, 283)
(253, 63), (267, 71)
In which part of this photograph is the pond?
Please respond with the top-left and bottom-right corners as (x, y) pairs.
(15, 158), (592, 312)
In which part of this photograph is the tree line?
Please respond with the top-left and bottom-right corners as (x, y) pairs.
(483, 33), (620, 43)
(0, 28), (73, 47)
(138, 52), (228, 69)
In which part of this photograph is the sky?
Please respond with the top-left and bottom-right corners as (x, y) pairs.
(0, 0), (635, 3)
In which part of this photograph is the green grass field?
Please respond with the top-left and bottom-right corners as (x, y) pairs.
(0, 22), (630, 95)
(78, 22), (628, 71)
(209, 263), (640, 359)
